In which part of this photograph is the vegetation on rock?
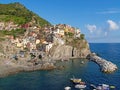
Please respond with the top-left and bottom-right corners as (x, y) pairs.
(0, 2), (51, 26)
(0, 29), (26, 38)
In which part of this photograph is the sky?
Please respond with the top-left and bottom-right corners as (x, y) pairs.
(0, 0), (120, 43)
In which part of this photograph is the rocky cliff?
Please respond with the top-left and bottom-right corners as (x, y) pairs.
(0, 2), (91, 77)
(49, 39), (91, 60)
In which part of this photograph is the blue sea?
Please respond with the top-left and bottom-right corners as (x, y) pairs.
(0, 43), (120, 90)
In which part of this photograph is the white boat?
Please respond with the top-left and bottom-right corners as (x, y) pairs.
(90, 84), (97, 89)
(64, 86), (71, 90)
(96, 84), (110, 90)
(75, 84), (86, 89)
(96, 86), (102, 90)
(102, 84), (109, 89)
(81, 61), (84, 64)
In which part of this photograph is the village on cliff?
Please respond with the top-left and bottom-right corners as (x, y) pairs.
(0, 19), (81, 57)
(0, 18), (86, 76)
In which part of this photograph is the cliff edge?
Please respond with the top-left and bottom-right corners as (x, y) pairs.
(49, 39), (90, 60)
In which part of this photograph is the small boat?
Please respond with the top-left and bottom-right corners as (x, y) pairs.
(90, 84), (97, 89)
(110, 85), (115, 89)
(96, 86), (102, 90)
(64, 86), (71, 90)
(75, 84), (86, 89)
(70, 78), (81, 84)
(70, 76), (81, 84)
(102, 84), (109, 89)
(79, 81), (86, 85)
(81, 61), (84, 64)
(96, 84), (110, 90)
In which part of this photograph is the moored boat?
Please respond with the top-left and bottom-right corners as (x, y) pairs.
(70, 76), (81, 84)
(75, 84), (86, 89)
(64, 86), (71, 90)
(96, 84), (110, 90)
(90, 84), (97, 89)
(110, 85), (115, 89)
(79, 81), (86, 85)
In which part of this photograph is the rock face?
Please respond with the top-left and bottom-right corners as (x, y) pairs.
(0, 40), (55, 78)
(49, 45), (73, 60)
(49, 40), (91, 60)
(72, 40), (90, 58)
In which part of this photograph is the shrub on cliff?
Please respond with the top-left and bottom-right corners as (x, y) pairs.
(80, 34), (85, 40)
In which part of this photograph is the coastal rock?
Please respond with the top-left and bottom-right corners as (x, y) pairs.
(0, 64), (23, 77)
(88, 53), (117, 73)
(49, 45), (73, 60)
(49, 42), (90, 60)
(0, 63), (55, 78)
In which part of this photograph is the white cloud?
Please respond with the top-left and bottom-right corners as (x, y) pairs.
(86, 24), (96, 33)
(97, 8), (120, 14)
(107, 20), (119, 30)
(97, 10), (120, 14)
